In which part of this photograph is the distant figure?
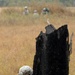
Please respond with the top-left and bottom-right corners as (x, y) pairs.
(33, 10), (39, 18)
(23, 6), (29, 15)
(41, 8), (49, 15)
(18, 65), (33, 75)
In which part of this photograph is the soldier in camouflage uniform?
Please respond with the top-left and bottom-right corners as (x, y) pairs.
(41, 8), (49, 15)
(23, 6), (29, 15)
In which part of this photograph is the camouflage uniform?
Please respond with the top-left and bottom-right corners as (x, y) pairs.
(23, 6), (29, 15)
(41, 8), (49, 15)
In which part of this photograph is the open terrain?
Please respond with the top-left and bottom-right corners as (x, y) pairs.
(0, 6), (75, 75)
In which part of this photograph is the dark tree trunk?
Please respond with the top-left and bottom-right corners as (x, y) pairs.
(33, 25), (69, 75)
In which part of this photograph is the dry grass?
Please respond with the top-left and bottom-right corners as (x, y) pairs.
(66, 7), (75, 13)
(0, 4), (75, 75)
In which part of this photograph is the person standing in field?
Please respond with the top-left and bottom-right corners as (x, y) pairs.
(23, 6), (29, 15)
(41, 8), (50, 15)
(33, 10), (39, 18)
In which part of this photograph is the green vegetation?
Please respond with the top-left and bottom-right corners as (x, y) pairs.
(0, 0), (75, 7)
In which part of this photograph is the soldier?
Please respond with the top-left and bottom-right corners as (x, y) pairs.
(33, 10), (39, 18)
(23, 6), (29, 15)
(41, 8), (49, 15)
(18, 65), (33, 75)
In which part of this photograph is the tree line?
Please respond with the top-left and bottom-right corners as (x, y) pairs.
(0, 0), (75, 7)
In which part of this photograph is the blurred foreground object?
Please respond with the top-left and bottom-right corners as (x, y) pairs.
(33, 24), (72, 75)
(18, 66), (33, 75)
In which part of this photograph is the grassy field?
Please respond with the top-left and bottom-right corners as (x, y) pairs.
(0, 5), (75, 75)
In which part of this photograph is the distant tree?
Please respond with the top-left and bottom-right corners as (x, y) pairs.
(0, 0), (74, 6)
(0, 0), (4, 6)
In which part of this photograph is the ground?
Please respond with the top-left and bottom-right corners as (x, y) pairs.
(0, 7), (75, 75)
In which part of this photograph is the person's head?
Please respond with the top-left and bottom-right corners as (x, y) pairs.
(24, 6), (28, 10)
(34, 10), (37, 13)
(18, 66), (33, 75)
(43, 8), (46, 11)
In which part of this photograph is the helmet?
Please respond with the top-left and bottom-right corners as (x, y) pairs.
(18, 66), (33, 75)
(24, 6), (28, 9)
(34, 10), (37, 13)
(43, 8), (46, 11)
